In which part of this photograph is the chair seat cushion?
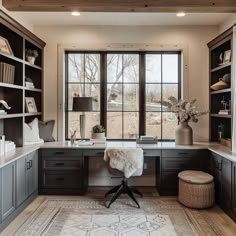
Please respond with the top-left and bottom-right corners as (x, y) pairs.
(178, 170), (213, 184)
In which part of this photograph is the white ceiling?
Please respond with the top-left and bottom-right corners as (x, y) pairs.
(13, 12), (233, 26)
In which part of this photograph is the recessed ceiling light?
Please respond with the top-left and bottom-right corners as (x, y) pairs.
(176, 12), (186, 17)
(71, 11), (80, 16)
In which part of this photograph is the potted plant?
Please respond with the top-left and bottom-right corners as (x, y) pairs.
(25, 49), (39, 65)
(165, 96), (208, 145)
(91, 124), (106, 139)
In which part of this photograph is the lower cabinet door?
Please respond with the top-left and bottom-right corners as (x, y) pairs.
(16, 156), (27, 207)
(0, 169), (2, 224)
(27, 151), (38, 196)
(232, 163), (236, 216)
(1, 162), (15, 221)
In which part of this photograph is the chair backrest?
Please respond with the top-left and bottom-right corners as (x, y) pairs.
(105, 147), (144, 178)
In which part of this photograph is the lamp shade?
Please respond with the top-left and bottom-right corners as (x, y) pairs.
(72, 97), (93, 112)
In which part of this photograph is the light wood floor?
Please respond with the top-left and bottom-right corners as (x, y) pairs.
(2, 187), (236, 236)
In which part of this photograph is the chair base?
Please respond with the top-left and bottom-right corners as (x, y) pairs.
(105, 178), (143, 208)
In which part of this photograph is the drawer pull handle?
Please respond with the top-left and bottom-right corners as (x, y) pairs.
(55, 151), (65, 155)
(55, 163), (64, 166)
(96, 152), (104, 155)
(178, 152), (188, 155)
(29, 160), (33, 168)
(56, 177), (64, 181)
(26, 161), (30, 170)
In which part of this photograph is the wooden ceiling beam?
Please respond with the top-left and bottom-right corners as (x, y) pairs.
(2, 0), (236, 12)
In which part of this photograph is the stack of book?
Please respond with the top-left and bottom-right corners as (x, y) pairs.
(5, 141), (16, 153)
(0, 109), (7, 115)
(218, 110), (230, 115)
(25, 81), (35, 88)
(90, 138), (106, 144)
(0, 62), (15, 84)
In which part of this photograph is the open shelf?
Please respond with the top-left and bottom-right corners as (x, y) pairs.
(0, 10), (45, 147)
(211, 88), (231, 94)
(24, 87), (42, 92)
(0, 82), (23, 90)
(25, 61), (42, 70)
(24, 112), (42, 117)
(211, 63), (231, 73)
(0, 113), (23, 119)
(211, 114), (232, 118)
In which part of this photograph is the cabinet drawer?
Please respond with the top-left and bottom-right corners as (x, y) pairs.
(42, 171), (81, 189)
(42, 158), (81, 170)
(41, 149), (82, 157)
(162, 157), (201, 171)
(162, 149), (205, 158)
(83, 149), (105, 157)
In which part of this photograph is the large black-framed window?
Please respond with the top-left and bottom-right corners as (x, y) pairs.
(65, 51), (181, 140)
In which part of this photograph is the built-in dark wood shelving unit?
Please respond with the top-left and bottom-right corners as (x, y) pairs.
(0, 10), (46, 147)
(208, 25), (234, 143)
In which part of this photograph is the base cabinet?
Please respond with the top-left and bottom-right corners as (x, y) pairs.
(231, 163), (236, 219)
(1, 162), (15, 221)
(157, 149), (207, 195)
(39, 149), (88, 195)
(16, 151), (38, 207)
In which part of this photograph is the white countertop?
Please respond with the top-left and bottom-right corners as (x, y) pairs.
(0, 141), (236, 168)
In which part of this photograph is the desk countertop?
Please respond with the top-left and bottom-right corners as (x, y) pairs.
(0, 141), (235, 168)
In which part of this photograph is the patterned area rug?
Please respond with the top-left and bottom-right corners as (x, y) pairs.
(14, 197), (223, 236)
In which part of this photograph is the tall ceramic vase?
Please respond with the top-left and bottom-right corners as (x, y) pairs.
(175, 121), (193, 145)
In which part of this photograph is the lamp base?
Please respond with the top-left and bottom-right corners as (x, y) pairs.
(80, 113), (86, 140)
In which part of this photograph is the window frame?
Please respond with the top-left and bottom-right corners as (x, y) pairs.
(65, 50), (181, 141)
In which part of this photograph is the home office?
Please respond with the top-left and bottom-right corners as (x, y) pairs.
(1, 0), (236, 235)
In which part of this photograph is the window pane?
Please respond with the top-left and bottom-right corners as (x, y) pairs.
(146, 112), (161, 138)
(68, 112), (100, 139)
(84, 54), (100, 83)
(145, 54), (161, 83)
(107, 83), (123, 111)
(68, 54), (84, 83)
(124, 84), (139, 111)
(163, 54), (179, 83)
(123, 54), (139, 83)
(146, 84), (161, 111)
(68, 84), (100, 111)
(124, 112), (139, 139)
(162, 84), (178, 107)
(162, 112), (178, 139)
(107, 112), (122, 139)
(107, 54), (123, 83)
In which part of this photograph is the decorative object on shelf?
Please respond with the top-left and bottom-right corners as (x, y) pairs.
(217, 123), (225, 142)
(25, 49), (39, 65)
(5, 140), (16, 153)
(24, 118), (44, 145)
(38, 120), (55, 142)
(25, 97), (37, 113)
(166, 96), (208, 145)
(0, 62), (15, 84)
(219, 52), (224, 65)
(72, 96), (93, 140)
(69, 128), (77, 144)
(220, 138), (232, 148)
(25, 76), (35, 88)
(0, 36), (14, 56)
(218, 96), (231, 115)
(91, 124), (106, 139)
(210, 73), (231, 91)
(0, 100), (11, 115)
(223, 50), (231, 64)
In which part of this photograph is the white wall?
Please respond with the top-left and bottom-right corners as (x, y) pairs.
(219, 13), (236, 33)
(0, 0), (33, 31)
(34, 24), (218, 142)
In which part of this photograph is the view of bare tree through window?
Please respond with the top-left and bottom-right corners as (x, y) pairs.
(65, 51), (180, 140)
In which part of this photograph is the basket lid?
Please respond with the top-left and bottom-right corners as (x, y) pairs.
(178, 170), (213, 184)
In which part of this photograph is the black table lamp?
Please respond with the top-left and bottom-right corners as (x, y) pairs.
(72, 97), (93, 139)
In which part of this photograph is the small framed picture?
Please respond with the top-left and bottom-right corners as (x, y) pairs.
(223, 50), (231, 64)
(25, 97), (37, 113)
(0, 36), (14, 56)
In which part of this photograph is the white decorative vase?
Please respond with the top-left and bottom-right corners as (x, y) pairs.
(91, 132), (105, 139)
(175, 121), (193, 145)
(26, 56), (36, 65)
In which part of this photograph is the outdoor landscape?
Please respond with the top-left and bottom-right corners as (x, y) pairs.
(67, 53), (179, 140)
